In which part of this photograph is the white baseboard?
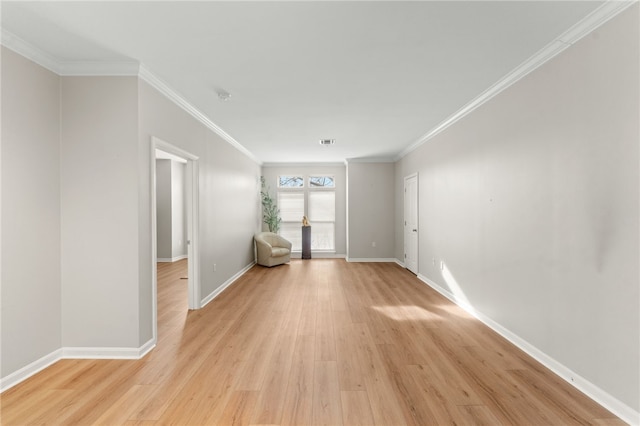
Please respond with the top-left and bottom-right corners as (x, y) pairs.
(0, 348), (63, 392)
(62, 338), (156, 359)
(417, 273), (640, 426)
(311, 252), (346, 259)
(200, 261), (255, 308)
(1, 256), (258, 393)
(157, 255), (187, 263)
(395, 259), (406, 268)
(0, 338), (156, 393)
(346, 257), (398, 263)
(290, 252), (346, 259)
(138, 338), (157, 358)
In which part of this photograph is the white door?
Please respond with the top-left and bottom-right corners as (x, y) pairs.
(404, 173), (418, 274)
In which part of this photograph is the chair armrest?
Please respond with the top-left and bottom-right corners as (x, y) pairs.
(274, 235), (292, 250)
(255, 238), (272, 251)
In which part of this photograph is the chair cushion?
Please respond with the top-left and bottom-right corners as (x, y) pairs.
(271, 247), (290, 257)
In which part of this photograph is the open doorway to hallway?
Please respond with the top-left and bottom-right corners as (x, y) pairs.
(155, 150), (188, 265)
(151, 136), (200, 344)
(155, 149), (189, 333)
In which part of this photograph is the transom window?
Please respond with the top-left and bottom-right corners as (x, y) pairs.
(278, 176), (304, 188)
(309, 176), (335, 188)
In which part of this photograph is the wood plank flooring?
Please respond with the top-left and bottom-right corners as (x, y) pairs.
(0, 259), (623, 425)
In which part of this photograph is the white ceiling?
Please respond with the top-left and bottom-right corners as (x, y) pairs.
(2, 1), (609, 164)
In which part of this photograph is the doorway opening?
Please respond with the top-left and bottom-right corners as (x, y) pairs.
(404, 173), (418, 275)
(151, 136), (200, 343)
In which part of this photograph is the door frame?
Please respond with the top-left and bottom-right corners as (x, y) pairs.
(150, 136), (200, 342)
(404, 173), (419, 274)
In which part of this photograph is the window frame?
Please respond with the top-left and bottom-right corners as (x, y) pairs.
(274, 174), (337, 252)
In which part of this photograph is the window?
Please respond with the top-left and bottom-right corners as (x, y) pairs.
(278, 176), (304, 188)
(277, 192), (304, 250)
(276, 174), (336, 252)
(309, 191), (335, 250)
(309, 176), (335, 188)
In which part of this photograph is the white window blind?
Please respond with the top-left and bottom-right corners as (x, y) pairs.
(278, 192), (304, 250)
(309, 191), (335, 250)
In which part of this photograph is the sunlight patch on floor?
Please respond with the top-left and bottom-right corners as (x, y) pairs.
(371, 305), (442, 322)
(434, 303), (475, 319)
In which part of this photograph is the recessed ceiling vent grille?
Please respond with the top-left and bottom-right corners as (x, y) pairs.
(319, 139), (335, 145)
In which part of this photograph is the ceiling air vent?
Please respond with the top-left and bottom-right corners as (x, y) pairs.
(319, 139), (335, 145)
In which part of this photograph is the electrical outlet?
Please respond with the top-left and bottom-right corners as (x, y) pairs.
(213, 264), (217, 272)
(372, 242), (376, 247)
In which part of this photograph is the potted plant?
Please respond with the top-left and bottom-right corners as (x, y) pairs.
(260, 177), (281, 233)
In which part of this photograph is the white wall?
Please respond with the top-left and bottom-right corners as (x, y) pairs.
(156, 159), (172, 259)
(1, 47), (62, 377)
(1, 50), (263, 376)
(347, 162), (395, 259)
(138, 80), (261, 342)
(170, 161), (186, 259)
(261, 164), (347, 255)
(396, 6), (639, 413)
(155, 159), (186, 261)
(61, 76), (141, 348)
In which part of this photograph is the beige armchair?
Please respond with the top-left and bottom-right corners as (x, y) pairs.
(254, 232), (292, 267)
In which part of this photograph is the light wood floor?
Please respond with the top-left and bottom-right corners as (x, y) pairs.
(1, 259), (622, 425)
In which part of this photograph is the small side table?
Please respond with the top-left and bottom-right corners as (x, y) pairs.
(302, 226), (311, 259)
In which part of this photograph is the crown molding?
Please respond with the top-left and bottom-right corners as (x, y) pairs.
(4, 0), (634, 166)
(345, 157), (396, 164)
(1, 29), (61, 74)
(1, 29), (261, 165)
(58, 61), (140, 76)
(557, 0), (638, 44)
(395, 0), (638, 161)
(138, 66), (261, 165)
(261, 162), (345, 168)
(1, 29), (140, 76)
